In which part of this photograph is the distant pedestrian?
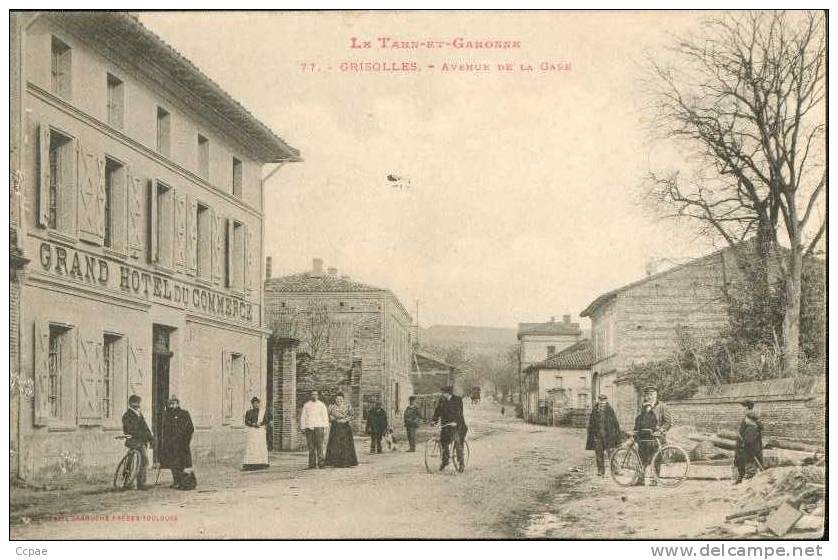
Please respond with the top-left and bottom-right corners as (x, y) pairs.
(243, 397), (270, 470)
(121, 395), (153, 490)
(365, 399), (388, 454)
(734, 400), (764, 484)
(403, 396), (422, 452)
(324, 392), (358, 467)
(300, 391), (329, 469)
(585, 394), (623, 476)
(500, 406), (505, 416)
(159, 396), (194, 489)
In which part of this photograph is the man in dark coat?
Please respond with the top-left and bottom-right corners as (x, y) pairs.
(734, 400), (764, 483)
(365, 400), (388, 454)
(158, 396), (194, 489)
(586, 394), (623, 476)
(121, 395), (154, 490)
(403, 396), (423, 452)
(431, 386), (468, 470)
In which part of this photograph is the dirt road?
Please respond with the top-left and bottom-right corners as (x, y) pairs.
(12, 404), (589, 539)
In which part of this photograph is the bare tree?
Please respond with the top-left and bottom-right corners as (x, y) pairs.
(645, 10), (825, 375)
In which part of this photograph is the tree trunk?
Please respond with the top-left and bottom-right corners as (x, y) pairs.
(782, 248), (804, 376)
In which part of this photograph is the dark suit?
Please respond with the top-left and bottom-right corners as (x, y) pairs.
(159, 407), (194, 488)
(365, 407), (388, 454)
(403, 405), (422, 451)
(432, 395), (468, 467)
(735, 416), (764, 480)
(586, 403), (622, 475)
(122, 409), (153, 488)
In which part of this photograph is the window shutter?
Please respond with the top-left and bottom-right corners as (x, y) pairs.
(63, 328), (79, 426)
(187, 196), (198, 276)
(225, 218), (234, 288)
(174, 190), (186, 272)
(37, 125), (51, 228)
(148, 180), (158, 263)
(65, 139), (80, 236)
(243, 355), (255, 410)
(103, 339), (125, 429)
(33, 321), (52, 426)
(245, 224), (253, 296)
(221, 350), (232, 424)
(77, 336), (103, 424)
(211, 211), (223, 285)
(78, 146), (104, 244)
(126, 168), (144, 257)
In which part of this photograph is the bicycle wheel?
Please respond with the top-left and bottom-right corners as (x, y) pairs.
(651, 445), (690, 487)
(610, 446), (643, 487)
(424, 439), (441, 473)
(452, 440), (470, 473)
(113, 450), (140, 490)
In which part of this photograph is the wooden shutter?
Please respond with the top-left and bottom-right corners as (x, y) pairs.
(211, 211), (223, 285)
(77, 335), (103, 424)
(225, 218), (234, 288)
(78, 146), (105, 244)
(127, 168), (144, 257)
(62, 328), (79, 426)
(127, 338), (146, 398)
(244, 224), (253, 296)
(187, 196), (198, 276)
(65, 139), (80, 236)
(174, 190), (186, 272)
(103, 338), (125, 429)
(148, 180), (158, 263)
(221, 350), (232, 424)
(37, 124), (51, 228)
(33, 321), (52, 426)
(243, 355), (255, 409)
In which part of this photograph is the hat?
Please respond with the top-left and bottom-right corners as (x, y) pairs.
(742, 399), (755, 409)
(168, 395), (179, 403)
(642, 385), (658, 392)
(128, 394), (141, 404)
(440, 386), (454, 394)
(598, 394), (608, 400)
(251, 396), (260, 403)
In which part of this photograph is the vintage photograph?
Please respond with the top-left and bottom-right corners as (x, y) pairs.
(8, 9), (827, 541)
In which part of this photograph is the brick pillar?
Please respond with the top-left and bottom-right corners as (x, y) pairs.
(270, 337), (299, 451)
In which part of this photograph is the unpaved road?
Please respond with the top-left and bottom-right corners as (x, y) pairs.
(12, 405), (588, 539)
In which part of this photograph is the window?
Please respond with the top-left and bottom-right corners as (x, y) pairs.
(106, 74), (124, 128)
(196, 203), (210, 278)
(197, 135), (209, 179)
(232, 157), (242, 197)
(46, 130), (74, 232)
(547, 345), (556, 357)
(104, 158), (125, 249)
(102, 335), (124, 419)
(47, 325), (66, 418)
(156, 106), (170, 156)
(153, 182), (174, 266)
(50, 36), (71, 98)
(227, 219), (245, 290)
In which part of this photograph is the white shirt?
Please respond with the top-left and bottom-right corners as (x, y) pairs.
(300, 400), (330, 430)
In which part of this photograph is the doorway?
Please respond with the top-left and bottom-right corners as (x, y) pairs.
(151, 325), (173, 461)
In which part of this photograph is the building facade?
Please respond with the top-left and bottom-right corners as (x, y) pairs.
(517, 314), (581, 420)
(522, 339), (593, 424)
(264, 259), (413, 445)
(10, 13), (299, 482)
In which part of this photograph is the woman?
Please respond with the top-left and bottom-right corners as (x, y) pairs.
(242, 397), (270, 470)
(324, 392), (358, 467)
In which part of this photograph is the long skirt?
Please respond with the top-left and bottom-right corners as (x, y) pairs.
(243, 426), (269, 470)
(324, 422), (358, 467)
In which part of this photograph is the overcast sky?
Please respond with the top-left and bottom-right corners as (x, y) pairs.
(141, 10), (723, 329)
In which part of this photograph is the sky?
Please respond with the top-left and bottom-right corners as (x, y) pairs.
(141, 10), (725, 329)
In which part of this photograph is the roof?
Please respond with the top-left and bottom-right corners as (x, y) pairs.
(526, 339), (594, 371)
(48, 12), (300, 163)
(413, 350), (456, 372)
(265, 272), (384, 294)
(517, 320), (581, 339)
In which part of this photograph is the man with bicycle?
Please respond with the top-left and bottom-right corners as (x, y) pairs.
(431, 386), (467, 471)
(121, 395), (154, 490)
(633, 385), (673, 483)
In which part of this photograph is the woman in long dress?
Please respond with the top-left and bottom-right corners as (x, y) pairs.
(242, 397), (270, 470)
(324, 392), (358, 468)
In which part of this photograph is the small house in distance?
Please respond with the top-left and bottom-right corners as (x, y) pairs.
(523, 339), (594, 425)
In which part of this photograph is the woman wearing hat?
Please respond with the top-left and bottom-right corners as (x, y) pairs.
(243, 396), (271, 470)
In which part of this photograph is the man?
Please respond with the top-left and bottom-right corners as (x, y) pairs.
(121, 395), (153, 490)
(365, 399), (388, 454)
(585, 394), (623, 476)
(158, 396), (194, 489)
(734, 400), (764, 484)
(300, 390), (329, 468)
(431, 386), (468, 470)
(634, 385), (673, 483)
(403, 396), (422, 452)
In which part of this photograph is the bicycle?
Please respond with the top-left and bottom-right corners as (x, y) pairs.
(112, 435), (148, 490)
(424, 422), (470, 474)
(610, 429), (690, 487)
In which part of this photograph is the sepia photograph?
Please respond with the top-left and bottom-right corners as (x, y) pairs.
(7, 7), (828, 544)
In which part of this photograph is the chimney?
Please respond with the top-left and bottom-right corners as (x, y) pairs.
(312, 257), (324, 276)
(563, 314), (571, 324)
(265, 256), (272, 281)
(550, 316), (556, 323)
(327, 267), (338, 277)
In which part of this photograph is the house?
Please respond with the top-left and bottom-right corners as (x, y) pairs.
(409, 350), (459, 421)
(523, 339), (594, 424)
(9, 12), (299, 482)
(517, 314), (581, 420)
(264, 258), (413, 447)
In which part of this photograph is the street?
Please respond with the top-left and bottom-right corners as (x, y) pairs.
(12, 404), (591, 539)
